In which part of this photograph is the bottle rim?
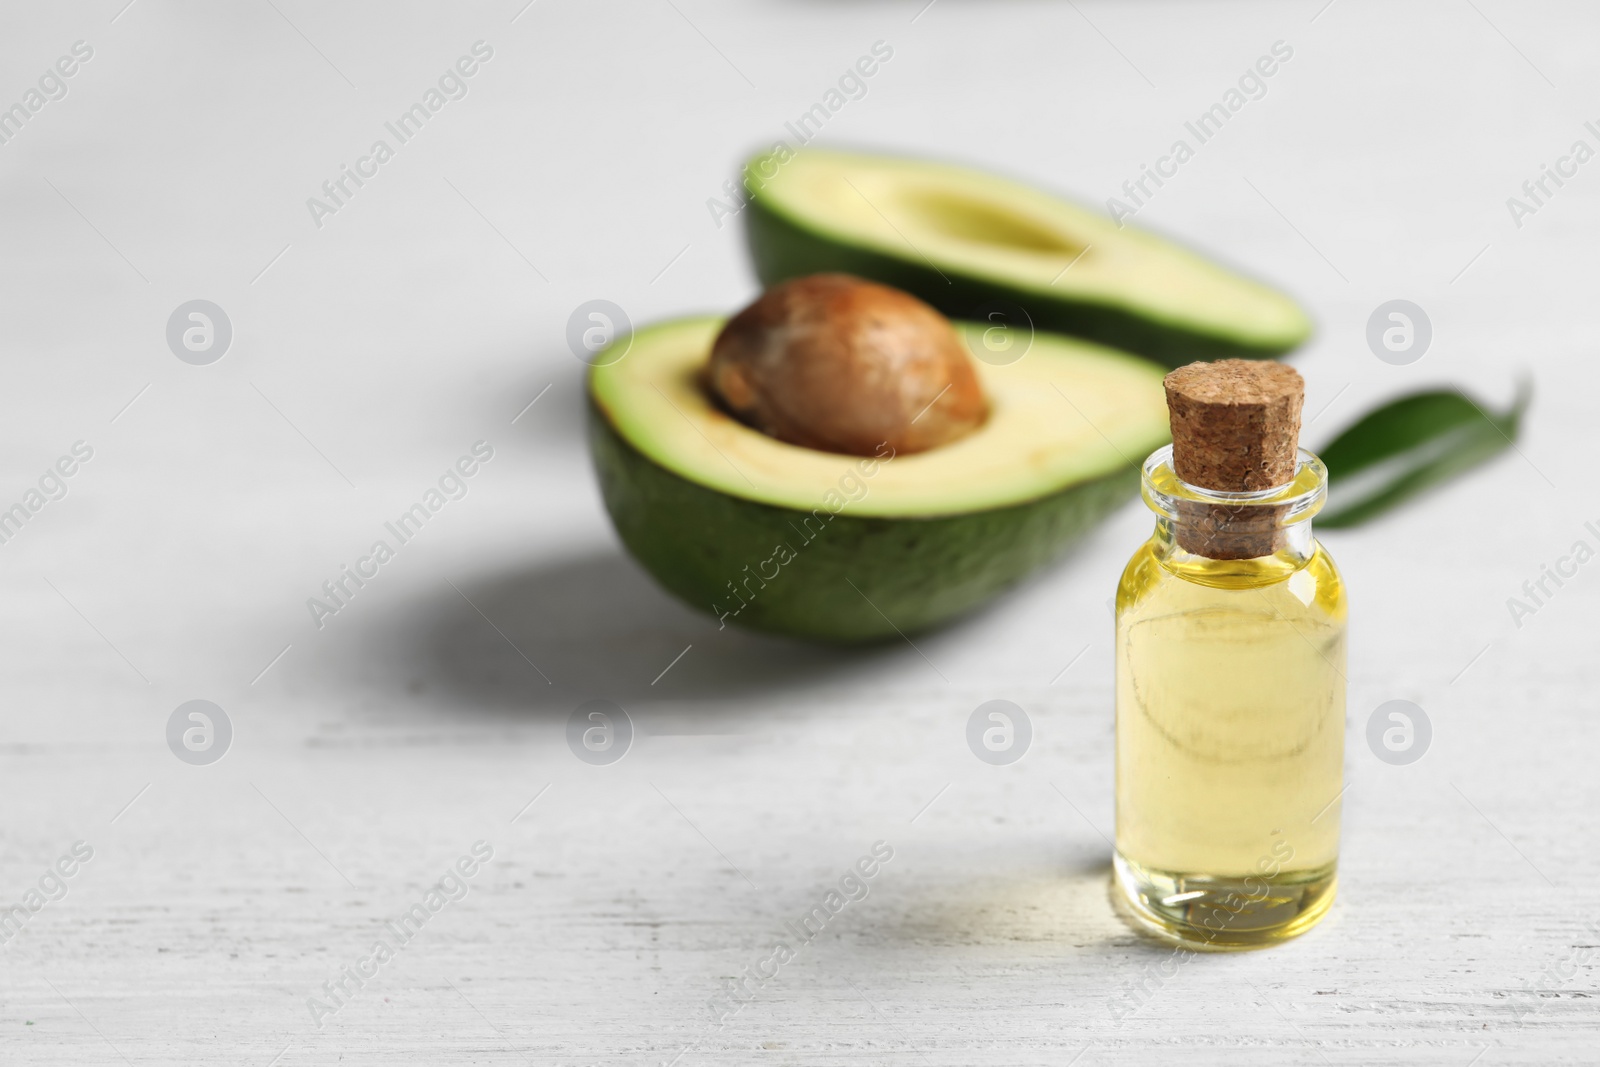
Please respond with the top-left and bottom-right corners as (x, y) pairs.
(1141, 444), (1328, 527)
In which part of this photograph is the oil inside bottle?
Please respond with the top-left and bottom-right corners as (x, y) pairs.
(1113, 450), (1346, 949)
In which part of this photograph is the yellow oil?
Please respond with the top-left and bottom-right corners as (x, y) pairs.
(1113, 534), (1346, 948)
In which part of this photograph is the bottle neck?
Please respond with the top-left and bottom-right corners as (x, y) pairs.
(1140, 444), (1327, 580)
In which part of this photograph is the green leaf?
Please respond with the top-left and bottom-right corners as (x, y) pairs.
(1317, 382), (1530, 529)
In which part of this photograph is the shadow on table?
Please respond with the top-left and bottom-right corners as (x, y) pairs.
(391, 548), (888, 719)
(865, 854), (1141, 951)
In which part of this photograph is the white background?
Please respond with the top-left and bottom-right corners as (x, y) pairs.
(0, 1), (1595, 1063)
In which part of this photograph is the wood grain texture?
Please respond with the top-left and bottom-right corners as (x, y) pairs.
(1, 2), (1596, 1064)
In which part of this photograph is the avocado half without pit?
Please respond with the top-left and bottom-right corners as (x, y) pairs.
(741, 147), (1312, 366)
(587, 274), (1170, 643)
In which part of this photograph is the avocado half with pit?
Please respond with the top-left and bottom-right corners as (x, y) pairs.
(587, 317), (1169, 643)
(742, 148), (1312, 366)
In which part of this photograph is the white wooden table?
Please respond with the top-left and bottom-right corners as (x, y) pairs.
(2, 2), (1595, 1063)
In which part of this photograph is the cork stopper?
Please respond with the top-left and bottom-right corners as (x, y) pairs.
(1163, 360), (1305, 559)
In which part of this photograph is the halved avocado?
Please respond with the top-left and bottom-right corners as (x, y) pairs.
(743, 148), (1312, 366)
(588, 317), (1169, 642)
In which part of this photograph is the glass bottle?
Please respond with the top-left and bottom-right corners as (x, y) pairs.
(1113, 443), (1346, 948)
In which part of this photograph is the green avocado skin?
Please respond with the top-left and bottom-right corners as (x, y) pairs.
(745, 198), (1295, 368)
(590, 402), (1139, 643)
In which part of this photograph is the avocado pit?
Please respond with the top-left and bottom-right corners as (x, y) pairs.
(707, 274), (989, 457)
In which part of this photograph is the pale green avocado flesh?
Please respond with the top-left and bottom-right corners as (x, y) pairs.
(742, 148), (1313, 366)
(588, 317), (1169, 642)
